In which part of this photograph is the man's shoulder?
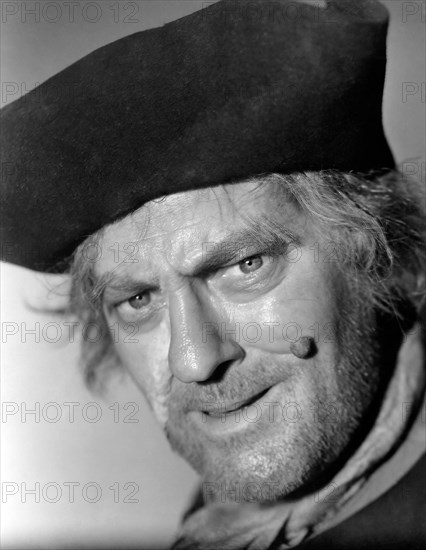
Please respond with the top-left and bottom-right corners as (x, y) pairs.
(298, 452), (426, 550)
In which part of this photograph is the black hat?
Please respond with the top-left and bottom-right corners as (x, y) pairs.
(1, 0), (394, 272)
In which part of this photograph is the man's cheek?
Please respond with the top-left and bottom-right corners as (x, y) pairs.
(146, 359), (173, 427)
(223, 295), (337, 356)
(112, 324), (173, 427)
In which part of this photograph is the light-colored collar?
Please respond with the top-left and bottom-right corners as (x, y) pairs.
(310, 326), (426, 538)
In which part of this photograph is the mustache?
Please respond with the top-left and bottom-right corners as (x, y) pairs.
(166, 356), (296, 413)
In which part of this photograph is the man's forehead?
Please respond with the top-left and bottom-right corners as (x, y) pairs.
(94, 179), (302, 279)
(99, 180), (288, 247)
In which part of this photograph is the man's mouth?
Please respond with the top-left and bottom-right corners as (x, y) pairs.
(187, 384), (279, 437)
(200, 387), (272, 418)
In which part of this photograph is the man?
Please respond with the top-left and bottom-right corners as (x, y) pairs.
(1, 0), (425, 548)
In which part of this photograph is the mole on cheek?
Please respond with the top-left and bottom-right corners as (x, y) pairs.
(290, 336), (317, 359)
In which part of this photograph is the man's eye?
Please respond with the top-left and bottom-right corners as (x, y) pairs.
(114, 289), (164, 324)
(238, 255), (263, 274)
(128, 292), (151, 309)
(217, 253), (278, 287)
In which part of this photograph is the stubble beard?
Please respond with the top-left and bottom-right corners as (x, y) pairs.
(164, 295), (390, 504)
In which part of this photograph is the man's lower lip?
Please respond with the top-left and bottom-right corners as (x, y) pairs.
(201, 387), (272, 418)
(189, 386), (275, 435)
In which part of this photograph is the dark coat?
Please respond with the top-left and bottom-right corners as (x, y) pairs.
(296, 453), (426, 550)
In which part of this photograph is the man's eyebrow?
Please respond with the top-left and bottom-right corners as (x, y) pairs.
(94, 215), (301, 298)
(193, 216), (301, 275)
(93, 271), (159, 303)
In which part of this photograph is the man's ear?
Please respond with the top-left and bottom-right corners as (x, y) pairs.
(19, 270), (72, 316)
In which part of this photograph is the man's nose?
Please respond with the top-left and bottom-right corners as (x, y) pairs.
(167, 283), (244, 383)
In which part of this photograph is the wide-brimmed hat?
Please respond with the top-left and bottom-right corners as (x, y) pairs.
(0, 0), (394, 272)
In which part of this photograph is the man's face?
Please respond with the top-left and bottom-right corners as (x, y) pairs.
(95, 180), (383, 502)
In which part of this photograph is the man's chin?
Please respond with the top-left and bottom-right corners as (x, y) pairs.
(198, 450), (307, 504)
(165, 425), (306, 504)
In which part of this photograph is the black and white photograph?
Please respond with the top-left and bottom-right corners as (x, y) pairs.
(1, 1), (425, 548)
